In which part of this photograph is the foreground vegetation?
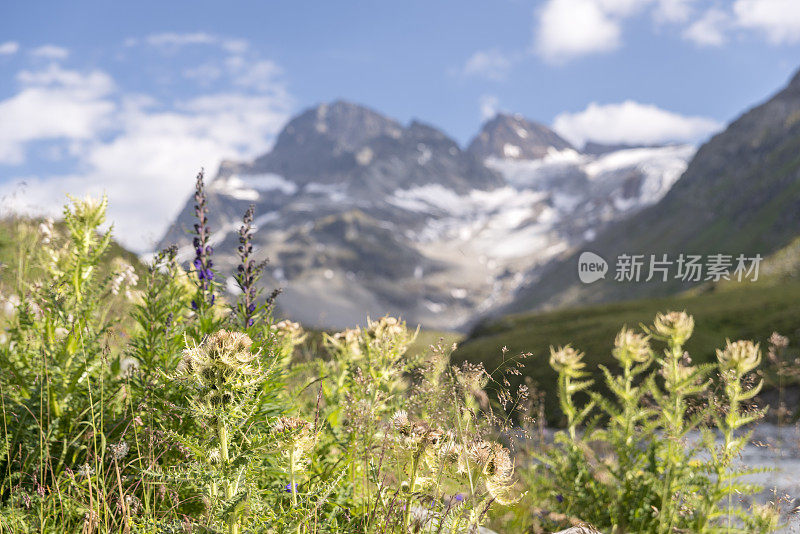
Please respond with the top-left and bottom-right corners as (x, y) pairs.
(0, 175), (794, 533)
(457, 272), (800, 425)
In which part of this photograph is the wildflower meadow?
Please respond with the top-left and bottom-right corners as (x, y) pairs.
(0, 171), (793, 533)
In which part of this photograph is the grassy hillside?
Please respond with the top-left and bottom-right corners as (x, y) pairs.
(454, 274), (800, 424)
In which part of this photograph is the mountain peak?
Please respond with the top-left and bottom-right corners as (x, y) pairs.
(467, 113), (574, 160)
(275, 100), (403, 153)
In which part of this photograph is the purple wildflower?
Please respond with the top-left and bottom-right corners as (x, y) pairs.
(190, 169), (216, 308)
(284, 483), (296, 493)
(454, 493), (465, 502)
(234, 204), (279, 329)
(556, 493), (564, 503)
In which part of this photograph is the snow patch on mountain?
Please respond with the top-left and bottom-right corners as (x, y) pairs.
(213, 173), (298, 199)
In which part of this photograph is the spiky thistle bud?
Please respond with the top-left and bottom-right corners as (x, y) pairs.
(612, 327), (651, 365)
(549, 345), (586, 375)
(177, 330), (259, 390)
(716, 339), (761, 375)
(464, 439), (517, 505)
(272, 416), (316, 465)
(652, 311), (694, 345)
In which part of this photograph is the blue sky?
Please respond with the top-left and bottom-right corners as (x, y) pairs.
(2, 0), (800, 251)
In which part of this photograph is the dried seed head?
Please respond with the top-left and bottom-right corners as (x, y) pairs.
(390, 411), (442, 452)
(455, 363), (489, 394)
(464, 440), (517, 504)
(436, 435), (462, 464)
(653, 311), (694, 345)
(109, 441), (130, 461)
(365, 316), (407, 340)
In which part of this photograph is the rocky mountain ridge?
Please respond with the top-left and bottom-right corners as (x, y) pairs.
(159, 100), (694, 329)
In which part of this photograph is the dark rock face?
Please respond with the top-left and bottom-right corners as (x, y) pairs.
(158, 102), (693, 330)
(241, 101), (503, 195)
(467, 113), (574, 160)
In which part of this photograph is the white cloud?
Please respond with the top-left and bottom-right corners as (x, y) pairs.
(479, 95), (500, 121)
(0, 65), (114, 164)
(535, 0), (622, 63)
(182, 56), (287, 94)
(683, 8), (731, 46)
(229, 58), (285, 91)
(132, 32), (250, 54)
(462, 49), (513, 81)
(182, 63), (223, 84)
(733, 0), (800, 44)
(30, 45), (69, 59)
(0, 41), (19, 55)
(145, 32), (217, 47)
(654, 0), (695, 22)
(529, 0), (800, 61)
(595, 0), (645, 16)
(552, 100), (722, 147)
(0, 54), (292, 252)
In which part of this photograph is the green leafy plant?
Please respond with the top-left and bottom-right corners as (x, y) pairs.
(532, 311), (781, 534)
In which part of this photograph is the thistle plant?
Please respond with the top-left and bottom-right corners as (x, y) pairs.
(271, 320), (307, 367)
(378, 409), (517, 533)
(535, 311), (779, 534)
(271, 416), (316, 510)
(171, 329), (279, 534)
(646, 311), (715, 533)
(695, 339), (774, 533)
(128, 245), (188, 373)
(762, 332), (800, 426)
(549, 345), (594, 440)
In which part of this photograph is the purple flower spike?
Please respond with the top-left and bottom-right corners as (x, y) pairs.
(190, 168), (217, 306)
(234, 203), (278, 329)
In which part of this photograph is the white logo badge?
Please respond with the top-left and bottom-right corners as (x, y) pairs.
(578, 252), (608, 284)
